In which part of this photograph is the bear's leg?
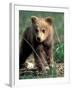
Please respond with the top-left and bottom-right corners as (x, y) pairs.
(46, 47), (54, 68)
(34, 45), (47, 72)
(19, 40), (32, 69)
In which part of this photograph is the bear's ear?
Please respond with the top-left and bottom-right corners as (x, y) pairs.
(31, 16), (38, 24)
(45, 17), (53, 25)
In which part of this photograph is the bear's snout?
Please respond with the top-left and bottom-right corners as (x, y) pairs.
(36, 37), (41, 42)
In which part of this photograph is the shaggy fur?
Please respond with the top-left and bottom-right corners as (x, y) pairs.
(19, 16), (54, 72)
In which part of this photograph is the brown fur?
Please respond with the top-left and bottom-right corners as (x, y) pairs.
(19, 16), (54, 72)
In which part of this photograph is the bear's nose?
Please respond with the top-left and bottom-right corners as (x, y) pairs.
(37, 37), (40, 42)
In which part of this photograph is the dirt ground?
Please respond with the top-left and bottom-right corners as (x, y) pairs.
(56, 63), (64, 77)
(19, 54), (64, 79)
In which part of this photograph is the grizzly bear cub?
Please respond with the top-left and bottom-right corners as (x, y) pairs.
(19, 16), (54, 72)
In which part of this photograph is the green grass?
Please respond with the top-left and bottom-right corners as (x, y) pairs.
(19, 65), (57, 79)
(54, 43), (64, 63)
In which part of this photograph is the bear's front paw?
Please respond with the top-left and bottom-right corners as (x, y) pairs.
(45, 65), (50, 70)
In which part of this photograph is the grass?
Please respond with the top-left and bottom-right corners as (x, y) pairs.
(19, 64), (57, 79)
(54, 43), (64, 63)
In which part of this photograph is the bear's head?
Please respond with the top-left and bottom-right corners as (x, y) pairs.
(31, 16), (53, 43)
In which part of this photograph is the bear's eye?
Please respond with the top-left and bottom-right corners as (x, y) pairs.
(35, 29), (38, 33)
(42, 29), (45, 33)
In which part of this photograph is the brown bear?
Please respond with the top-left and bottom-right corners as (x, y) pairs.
(19, 16), (54, 72)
